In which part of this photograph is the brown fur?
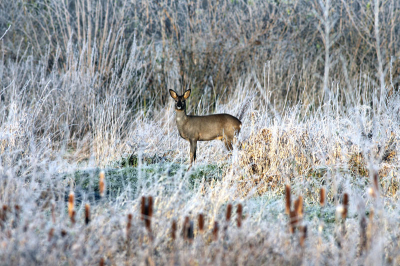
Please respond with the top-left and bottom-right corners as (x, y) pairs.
(169, 89), (242, 165)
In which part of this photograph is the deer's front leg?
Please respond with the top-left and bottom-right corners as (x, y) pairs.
(189, 139), (197, 165)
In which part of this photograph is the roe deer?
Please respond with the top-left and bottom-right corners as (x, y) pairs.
(169, 89), (242, 166)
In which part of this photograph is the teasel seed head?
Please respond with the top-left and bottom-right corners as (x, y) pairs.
(285, 184), (291, 215)
(373, 171), (379, 193)
(320, 187), (326, 207)
(171, 220), (177, 240)
(294, 196), (303, 217)
(68, 192), (74, 219)
(99, 171), (105, 197)
(85, 204), (90, 225)
(1, 205), (7, 223)
(236, 203), (243, 228)
(140, 196), (153, 231)
(198, 213), (204, 233)
(342, 193), (349, 219)
(226, 203), (232, 222)
(144, 196), (153, 232)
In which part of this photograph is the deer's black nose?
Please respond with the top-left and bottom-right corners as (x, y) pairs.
(176, 101), (183, 109)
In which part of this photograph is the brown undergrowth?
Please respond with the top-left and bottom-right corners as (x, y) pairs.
(238, 127), (398, 197)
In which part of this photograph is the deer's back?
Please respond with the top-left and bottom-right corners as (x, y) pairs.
(181, 113), (241, 141)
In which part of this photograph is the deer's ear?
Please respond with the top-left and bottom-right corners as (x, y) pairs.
(183, 89), (191, 100)
(169, 89), (178, 100)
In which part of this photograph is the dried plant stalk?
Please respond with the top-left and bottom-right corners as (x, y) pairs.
(300, 225), (307, 248)
(367, 208), (374, 247)
(360, 216), (367, 253)
(295, 196), (303, 217)
(289, 210), (298, 234)
(71, 210), (76, 225)
(213, 221), (219, 241)
(51, 203), (56, 224)
(188, 221), (194, 242)
(148, 196), (153, 220)
(127, 213), (133, 240)
(48, 228), (55, 242)
(13, 205), (20, 228)
(141, 196), (146, 221)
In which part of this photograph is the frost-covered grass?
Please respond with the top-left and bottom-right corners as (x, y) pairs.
(1, 0), (400, 264)
(1, 77), (400, 264)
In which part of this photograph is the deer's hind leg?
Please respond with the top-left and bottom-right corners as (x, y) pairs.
(223, 137), (234, 151)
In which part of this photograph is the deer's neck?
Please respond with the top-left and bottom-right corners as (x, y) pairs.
(175, 109), (188, 126)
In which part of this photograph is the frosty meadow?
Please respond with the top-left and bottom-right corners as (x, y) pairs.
(1, 0), (400, 264)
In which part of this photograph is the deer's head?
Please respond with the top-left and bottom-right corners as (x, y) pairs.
(169, 89), (191, 111)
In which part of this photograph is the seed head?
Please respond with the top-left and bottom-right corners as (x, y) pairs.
(236, 204), (243, 228)
(198, 213), (204, 233)
(342, 193), (349, 219)
(226, 203), (232, 222)
(285, 184), (291, 215)
(99, 171), (105, 197)
(294, 196), (303, 217)
(171, 220), (177, 240)
(85, 204), (90, 225)
(126, 213), (133, 239)
(68, 192), (74, 219)
(320, 187), (326, 207)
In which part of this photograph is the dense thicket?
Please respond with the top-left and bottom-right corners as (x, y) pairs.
(1, 0), (399, 140)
